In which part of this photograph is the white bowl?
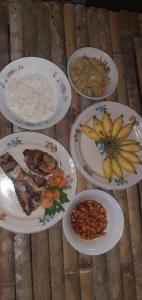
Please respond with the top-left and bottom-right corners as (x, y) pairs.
(67, 47), (118, 100)
(63, 189), (124, 255)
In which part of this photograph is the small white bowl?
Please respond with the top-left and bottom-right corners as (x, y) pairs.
(63, 189), (124, 255)
(67, 47), (118, 100)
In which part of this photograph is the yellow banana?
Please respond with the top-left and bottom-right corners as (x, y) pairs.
(80, 124), (101, 141)
(118, 150), (141, 164)
(116, 153), (136, 173)
(93, 117), (106, 138)
(111, 114), (123, 138)
(116, 122), (134, 139)
(118, 139), (140, 146)
(102, 157), (112, 182)
(111, 158), (123, 178)
(119, 143), (142, 152)
(102, 112), (113, 137)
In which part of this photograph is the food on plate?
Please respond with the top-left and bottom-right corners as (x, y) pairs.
(70, 56), (110, 97)
(102, 157), (113, 182)
(5, 73), (57, 124)
(102, 112), (113, 137)
(71, 199), (107, 240)
(80, 112), (142, 182)
(0, 152), (47, 215)
(93, 116), (106, 138)
(111, 114), (123, 138)
(80, 124), (101, 141)
(41, 190), (60, 209)
(0, 151), (69, 216)
(23, 149), (58, 175)
(48, 173), (67, 188)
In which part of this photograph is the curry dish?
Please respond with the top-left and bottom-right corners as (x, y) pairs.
(70, 56), (110, 97)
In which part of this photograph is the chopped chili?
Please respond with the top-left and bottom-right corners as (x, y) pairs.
(71, 199), (107, 240)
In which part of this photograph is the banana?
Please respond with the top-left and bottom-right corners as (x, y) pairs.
(102, 157), (112, 182)
(111, 114), (123, 138)
(118, 139), (140, 146)
(80, 124), (101, 141)
(116, 122), (134, 140)
(93, 116), (106, 138)
(102, 112), (113, 137)
(118, 150), (141, 164)
(119, 143), (142, 152)
(116, 153), (136, 173)
(111, 158), (123, 178)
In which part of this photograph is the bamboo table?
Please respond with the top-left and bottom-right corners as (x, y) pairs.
(0, 1), (142, 300)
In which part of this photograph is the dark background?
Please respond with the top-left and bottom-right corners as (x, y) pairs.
(69, 0), (142, 11)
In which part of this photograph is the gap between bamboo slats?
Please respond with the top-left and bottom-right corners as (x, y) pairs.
(0, 4), (15, 300)
(119, 10), (142, 300)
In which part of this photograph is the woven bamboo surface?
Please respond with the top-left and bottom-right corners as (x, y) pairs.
(0, 1), (142, 300)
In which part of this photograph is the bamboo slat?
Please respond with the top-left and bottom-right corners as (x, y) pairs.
(98, 8), (112, 55)
(63, 4), (82, 300)
(133, 37), (142, 95)
(33, 1), (50, 60)
(138, 13), (142, 36)
(119, 12), (140, 112)
(113, 54), (128, 105)
(98, 9), (117, 101)
(96, 9), (123, 300)
(93, 255), (109, 300)
(87, 7), (100, 48)
(23, 0), (37, 57)
(115, 190), (137, 300)
(127, 187), (142, 300)
(129, 12), (140, 37)
(48, 3), (67, 300)
(25, 3), (52, 300)
(110, 11), (138, 300)
(109, 11), (121, 54)
(0, 4), (15, 300)
(75, 5), (95, 300)
(9, 2), (33, 300)
(119, 11), (142, 300)
(31, 232), (51, 300)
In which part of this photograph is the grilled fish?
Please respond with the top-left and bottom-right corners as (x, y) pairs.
(23, 149), (58, 175)
(0, 152), (47, 215)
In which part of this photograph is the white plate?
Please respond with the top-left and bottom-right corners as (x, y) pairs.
(70, 101), (142, 190)
(67, 47), (118, 100)
(0, 57), (71, 129)
(0, 132), (77, 233)
(63, 189), (124, 255)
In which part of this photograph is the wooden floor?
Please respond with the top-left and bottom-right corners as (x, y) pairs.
(0, 1), (142, 300)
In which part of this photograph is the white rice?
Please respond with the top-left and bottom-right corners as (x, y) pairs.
(5, 73), (57, 123)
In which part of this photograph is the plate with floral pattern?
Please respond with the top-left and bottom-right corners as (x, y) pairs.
(0, 132), (77, 233)
(70, 101), (142, 190)
(0, 57), (71, 130)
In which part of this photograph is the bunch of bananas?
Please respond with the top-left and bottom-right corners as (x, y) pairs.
(80, 112), (142, 182)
